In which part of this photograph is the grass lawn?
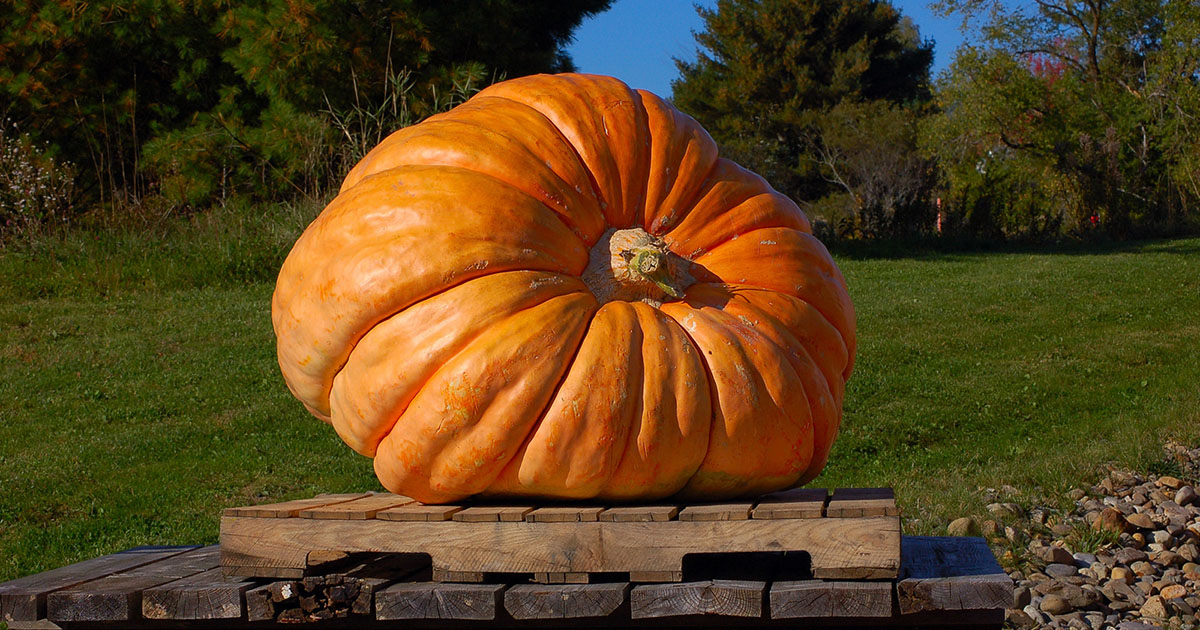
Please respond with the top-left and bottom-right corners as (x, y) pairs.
(2, 223), (1198, 582)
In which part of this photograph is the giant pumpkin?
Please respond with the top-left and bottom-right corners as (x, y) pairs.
(273, 74), (855, 504)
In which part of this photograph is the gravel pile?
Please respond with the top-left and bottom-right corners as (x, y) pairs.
(956, 442), (1200, 630)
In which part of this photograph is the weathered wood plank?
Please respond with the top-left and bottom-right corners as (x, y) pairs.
(505, 583), (628, 619)
(526, 506), (605, 522)
(753, 488), (828, 519)
(598, 506), (678, 522)
(375, 582), (506, 620)
(629, 570), (683, 582)
(631, 580), (764, 618)
(1, 546), (197, 622)
(431, 568), (485, 583)
(222, 493), (371, 518)
(140, 567), (256, 620)
(452, 506), (533, 522)
(220, 513), (900, 579)
(375, 504), (463, 522)
(532, 572), (590, 584)
(826, 488), (898, 517)
(770, 580), (893, 618)
(298, 493), (414, 519)
(896, 536), (1011, 614)
(46, 546), (220, 622)
(677, 503), (753, 521)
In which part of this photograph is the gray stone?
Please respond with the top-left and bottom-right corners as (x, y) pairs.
(1116, 622), (1162, 630)
(1073, 552), (1097, 568)
(1041, 593), (1074, 615)
(1115, 547), (1149, 565)
(1046, 563), (1079, 578)
(1176, 485), (1197, 506)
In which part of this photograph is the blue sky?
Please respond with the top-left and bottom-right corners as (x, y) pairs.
(565, 0), (971, 98)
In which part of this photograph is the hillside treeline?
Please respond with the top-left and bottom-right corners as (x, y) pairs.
(0, 0), (610, 233)
(673, 0), (1200, 241)
(3, 0), (1198, 242)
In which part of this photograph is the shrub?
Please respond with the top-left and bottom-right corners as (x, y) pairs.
(0, 120), (76, 240)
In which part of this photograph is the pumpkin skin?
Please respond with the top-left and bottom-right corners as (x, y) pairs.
(272, 73), (856, 503)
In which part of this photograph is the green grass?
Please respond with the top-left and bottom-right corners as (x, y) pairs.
(2, 218), (1199, 582)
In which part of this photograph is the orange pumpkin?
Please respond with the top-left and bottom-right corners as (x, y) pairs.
(272, 74), (855, 503)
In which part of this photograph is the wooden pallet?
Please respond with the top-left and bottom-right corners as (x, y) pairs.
(219, 488), (901, 582)
(0, 537), (1009, 629)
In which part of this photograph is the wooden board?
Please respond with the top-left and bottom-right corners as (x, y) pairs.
(298, 493), (415, 519)
(826, 488), (899, 517)
(678, 503), (754, 521)
(896, 536), (1011, 615)
(631, 579), (764, 619)
(375, 582), (506, 620)
(526, 506), (605, 522)
(598, 506), (679, 522)
(770, 580), (893, 618)
(1, 546), (197, 622)
(376, 504), (463, 522)
(221, 511), (900, 580)
(505, 583), (628, 619)
(47, 546), (220, 622)
(140, 567), (256, 620)
(753, 488), (827, 519)
(221, 493), (371, 518)
(452, 506), (534, 522)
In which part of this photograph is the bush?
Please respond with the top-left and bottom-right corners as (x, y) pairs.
(0, 120), (76, 239)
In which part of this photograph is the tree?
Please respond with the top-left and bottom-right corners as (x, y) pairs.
(671, 0), (934, 236)
(925, 0), (1199, 238)
(0, 0), (612, 212)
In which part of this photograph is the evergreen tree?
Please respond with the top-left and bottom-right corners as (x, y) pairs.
(672, 0), (934, 235)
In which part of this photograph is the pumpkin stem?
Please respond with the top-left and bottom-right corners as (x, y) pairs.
(582, 228), (693, 306)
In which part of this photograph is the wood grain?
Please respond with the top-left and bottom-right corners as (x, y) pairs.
(47, 546), (220, 622)
(375, 582), (505, 620)
(452, 506), (534, 522)
(826, 488), (898, 517)
(504, 583), (628, 619)
(220, 512), (900, 580)
(222, 493), (371, 518)
(631, 580), (764, 618)
(753, 488), (828, 519)
(1, 546), (196, 622)
(677, 503), (753, 521)
(376, 504), (463, 521)
(770, 580), (893, 618)
(598, 506), (678, 522)
(896, 536), (1011, 614)
(298, 493), (414, 519)
(141, 567), (256, 620)
(526, 506), (605, 522)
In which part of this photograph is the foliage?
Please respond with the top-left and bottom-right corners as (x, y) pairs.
(925, 0), (1200, 239)
(0, 0), (610, 217)
(0, 120), (76, 238)
(672, 0), (935, 235)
